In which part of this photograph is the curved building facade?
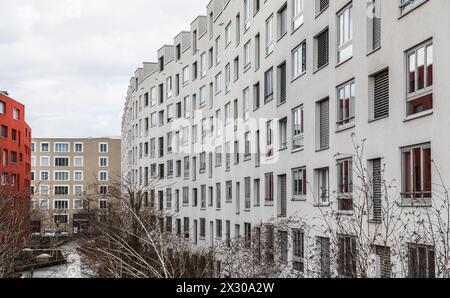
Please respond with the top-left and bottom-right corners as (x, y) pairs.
(121, 0), (450, 277)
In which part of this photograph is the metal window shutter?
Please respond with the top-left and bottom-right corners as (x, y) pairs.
(374, 70), (389, 119)
(279, 63), (287, 103)
(373, 14), (381, 49)
(372, 158), (382, 222)
(280, 175), (287, 217)
(320, 99), (329, 149)
(317, 30), (329, 69)
(320, 0), (329, 12)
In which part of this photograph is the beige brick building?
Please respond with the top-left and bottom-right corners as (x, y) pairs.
(30, 137), (121, 235)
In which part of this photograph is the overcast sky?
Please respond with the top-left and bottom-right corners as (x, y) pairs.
(0, 0), (207, 138)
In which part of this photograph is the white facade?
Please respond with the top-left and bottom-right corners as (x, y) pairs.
(122, 0), (450, 277)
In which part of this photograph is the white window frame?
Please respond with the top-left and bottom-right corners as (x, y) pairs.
(74, 156), (84, 167)
(54, 142), (70, 153)
(99, 171), (109, 182)
(74, 142), (84, 153)
(337, 4), (353, 64)
(99, 142), (109, 153)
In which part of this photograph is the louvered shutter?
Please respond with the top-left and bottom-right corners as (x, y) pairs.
(372, 158), (382, 222)
(374, 69), (389, 119)
(373, 11), (381, 49)
(320, 99), (330, 149)
(317, 30), (329, 69)
(280, 63), (287, 103)
(280, 175), (287, 217)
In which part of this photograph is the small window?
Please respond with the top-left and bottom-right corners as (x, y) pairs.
(292, 41), (306, 79)
(337, 158), (353, 211)
(99, 143), (109, 153)
(0, 101), (5, 114)
(13, 108), (20, 120)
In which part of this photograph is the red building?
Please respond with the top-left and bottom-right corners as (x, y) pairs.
(0, 91), (32, 194)
(0, 91), (32, 275)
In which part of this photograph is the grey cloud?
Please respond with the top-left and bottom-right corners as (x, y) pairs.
(0, 0), (208, 137)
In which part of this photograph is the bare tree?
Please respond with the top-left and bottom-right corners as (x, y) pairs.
(0, 188), (30, 277)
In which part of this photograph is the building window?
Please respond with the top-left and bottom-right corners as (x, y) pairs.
(74, 143), (83, 153)
(406, 40), (433, 116)
(244, 177), (251, 210)
(337, 4), (353, 64)
(368, 0), (381, 51)
(279, 118), (287, 150)
(266, 120), (273, 158)
(400, 0), (427, 15)
(292, 0), (304, 30)
(13, 108), (20, 120)
(225, 22), (232, 47)
(0, 101), (4, 114)
(183, 66), (190, 84)
(292, 41), (306, 79)
(279, 230), (288, 263)
(401, 143), (431, 204)
(337, 80), (355, 128)
(55, 143), (69, 153)
(265, 15), (274, 55)
(244, 41), (251, 68)
(215, 37), (221, 65)
(74, 157), (83, 167)
(370, 69), (389, 120)
(277, 62), (287, 104)
(99, 171), (108, 182)
(265, 173), (274, 204)
(292, 106), (304, 150)
(253, 82), (260, 111)
(74, 171), (83, 181)
(408, 243), (435, 278)
(337, 158), (353, 211)
(215, 72), (222, 94)
(243, 88), (250, 121)
(293, 230), (305, 272)
(315, 28), (329, 70)
(216, 219), (223, 239)
(244, 0), (251, 30)
(54, 157), (69, 167)
(292, 167), (307, 199)
(41, 142), (50, 152)
(277, 4), (287, 39)
(244, 132), (251, 158)
(316, 168), (329, 205)
(99, 143), (108, 153)
(264, 68), (273, 102)
(54, 186), (69, 195)
(338, 235), (357, 278)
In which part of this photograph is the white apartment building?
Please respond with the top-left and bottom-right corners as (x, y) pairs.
(122, 0), (450, 278)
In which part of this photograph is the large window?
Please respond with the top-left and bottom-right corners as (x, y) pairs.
(244, 0), (251, 30)
(406, 40), (433, 116)
(293, 230), (305, 272)
(292, 42), (306, 79)
(401, 143), (431, 203)
(55, 143), (69, 153)
(337, 4), (353, 64)
(315, 28), (329, 70)
(337, 80), (355, 128)
(292, 0), (304, 30)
